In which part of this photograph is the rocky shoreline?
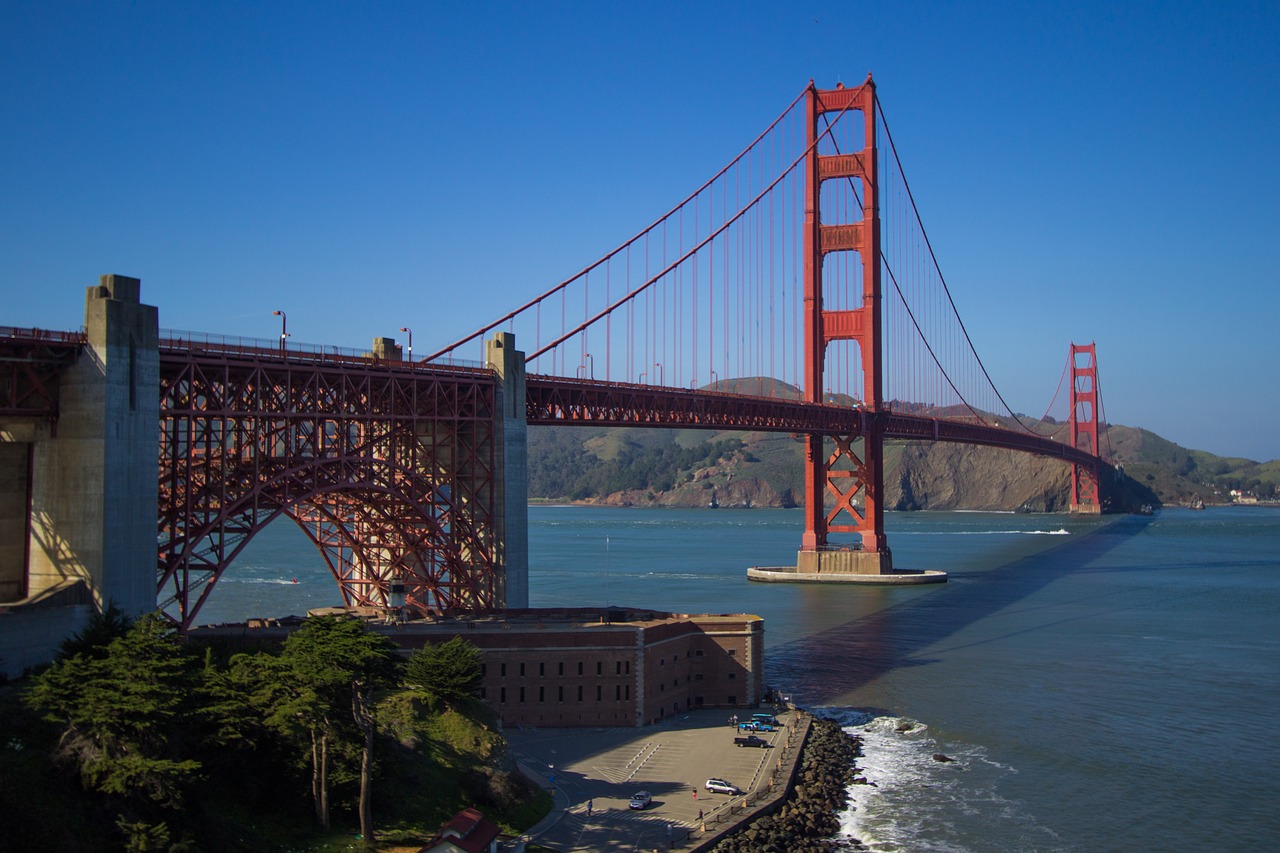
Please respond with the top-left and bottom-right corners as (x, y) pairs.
(710, 716), (867, 852)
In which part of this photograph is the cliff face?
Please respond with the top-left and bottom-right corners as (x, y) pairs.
(530, 426), (1077, 512)
(887, 443), (1073, 511)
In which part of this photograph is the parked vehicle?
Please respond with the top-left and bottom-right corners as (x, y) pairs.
(629, 790), (652, 809)
(751, 713), (781, 727)
(705, 778), (741, 795)
(734, 735), (768, 748)
(738, 720), (775, 732)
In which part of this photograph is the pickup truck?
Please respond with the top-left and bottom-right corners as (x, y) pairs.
(738, 721), (774, 732)
(734, 735), (769, 748)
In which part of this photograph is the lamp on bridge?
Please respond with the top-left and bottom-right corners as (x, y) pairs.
(272, 310), (289, 352)
(654, 362), (663, 386)
(399, 326), (412, 362)
(578, 352), (593, 379)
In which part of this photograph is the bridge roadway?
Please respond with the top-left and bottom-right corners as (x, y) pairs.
(524, 374), (1098, 468)
(1, 329), (1094, 467)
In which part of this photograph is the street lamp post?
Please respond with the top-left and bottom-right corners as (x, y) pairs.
(584, 352), (593, 379)
(272, 310), (289, 352)
(399, 326), (412, 362)
(654, 362), (664, 386)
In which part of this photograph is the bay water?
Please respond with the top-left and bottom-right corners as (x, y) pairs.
(198, 506), (1280, 851)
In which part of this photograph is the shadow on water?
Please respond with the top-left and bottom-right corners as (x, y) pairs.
(767, 514), (1156, 705)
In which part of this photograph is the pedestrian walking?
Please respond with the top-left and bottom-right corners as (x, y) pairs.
(587, 798), (593, 817)
(692, 788), (697, 800)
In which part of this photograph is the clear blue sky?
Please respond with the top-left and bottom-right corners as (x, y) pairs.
(3, 1), (1277, 461)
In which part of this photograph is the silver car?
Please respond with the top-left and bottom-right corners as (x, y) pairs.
(629, 790), (652, 809)
(705, 778), (741, 795)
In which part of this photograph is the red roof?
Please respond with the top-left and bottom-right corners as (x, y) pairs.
(421, 807), (500, 853)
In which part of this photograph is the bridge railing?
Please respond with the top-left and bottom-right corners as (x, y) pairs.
(158, 329), (484, 372)
(1, 325), (87, 345)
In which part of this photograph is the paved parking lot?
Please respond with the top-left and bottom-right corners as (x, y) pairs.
(507, 708), (794, 851)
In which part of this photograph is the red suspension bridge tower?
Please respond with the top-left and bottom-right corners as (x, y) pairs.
(1070, 342), (1102, 514)
(798, 77), (893, 576)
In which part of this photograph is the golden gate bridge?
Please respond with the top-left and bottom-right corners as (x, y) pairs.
(0, 78), (1110, 630)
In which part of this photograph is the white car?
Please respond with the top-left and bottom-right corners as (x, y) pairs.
(705, 778), (741, 795)
(629, 790), (652, 809)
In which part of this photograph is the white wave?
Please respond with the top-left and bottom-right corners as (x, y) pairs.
(903, 528), (1071, 536)
(815, 710), (1062, 853)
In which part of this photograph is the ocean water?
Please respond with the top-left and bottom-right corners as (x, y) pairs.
(197, 506), (1280, 851)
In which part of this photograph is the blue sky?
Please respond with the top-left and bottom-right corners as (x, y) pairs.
(3, 1), (1277, 461)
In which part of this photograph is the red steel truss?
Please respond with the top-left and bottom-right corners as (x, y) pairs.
(0, 328), (84, 420)
(525, 376), (864, 433)
(157, 339), (498, 629)
(1069, 342), (1102, 511)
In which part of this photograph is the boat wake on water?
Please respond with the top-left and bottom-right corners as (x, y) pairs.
(902, 528), (1071, 536)
(224, 576), (301, 586)
(811, 708), (1066, 853)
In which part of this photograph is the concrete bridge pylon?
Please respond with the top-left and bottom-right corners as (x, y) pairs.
(1, 275), (159, 677)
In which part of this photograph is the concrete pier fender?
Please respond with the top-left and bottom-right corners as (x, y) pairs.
(748, 548), (946, 584)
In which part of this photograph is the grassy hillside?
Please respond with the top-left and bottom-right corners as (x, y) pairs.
(1106, 425), (1279, 504)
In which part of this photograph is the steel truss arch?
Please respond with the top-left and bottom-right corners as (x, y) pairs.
(158, 342), (497, 629)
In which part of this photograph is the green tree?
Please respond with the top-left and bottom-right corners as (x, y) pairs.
(404, 636), (484, 698)
(24, 613), (201, 820)
(201, 648), (303, 755)
(57, 601), (133, 660)
(276, 615), (401, 839)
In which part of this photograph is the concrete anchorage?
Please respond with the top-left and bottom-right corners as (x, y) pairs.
(1, 275), (159, 678)
(488, 332), (528, 609)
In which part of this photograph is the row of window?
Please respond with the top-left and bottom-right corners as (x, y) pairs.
(487, 659), (635, 678)
(657, 649), (708, 665)
(485, 683), (634, 704)
(477, 646), (743, 681)
(482, 649), (741, 680)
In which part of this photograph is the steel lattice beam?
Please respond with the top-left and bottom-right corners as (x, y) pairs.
(526, 376), (865, 434)
(0, 329), (83, 419)
(157, 340), (497, 629)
